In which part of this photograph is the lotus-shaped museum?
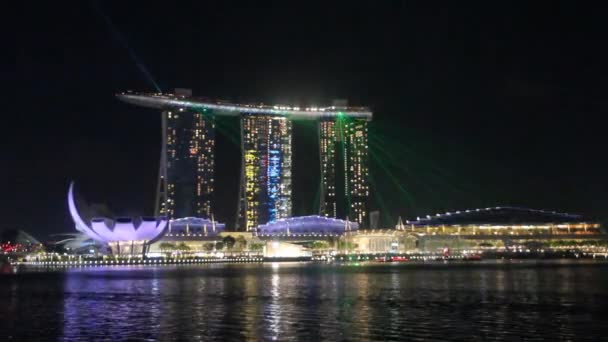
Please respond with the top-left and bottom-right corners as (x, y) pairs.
(68, 182), (167, 255)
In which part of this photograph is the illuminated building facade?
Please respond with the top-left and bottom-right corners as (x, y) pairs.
(319, 117), (370, 227)
(157, 108), (215, 219)
(342, 206), (604, 254)
(116, 91), (372, 231)
(405, 206), (602, 235)
(257, 215), (359, 236)
(68, 183), (168, 256)
(319, 120), (338, 217)
(238, 115), (292, 231)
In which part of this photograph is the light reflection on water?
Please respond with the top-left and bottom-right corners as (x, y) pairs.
(0, 260), (607, 341)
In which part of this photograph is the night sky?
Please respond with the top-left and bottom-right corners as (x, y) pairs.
(5, 1), (608, 238)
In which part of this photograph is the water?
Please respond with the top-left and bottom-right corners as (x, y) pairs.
(1, 260), (608, 341)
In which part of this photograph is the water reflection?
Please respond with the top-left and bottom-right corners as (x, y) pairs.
(241, 272), (261, 339)
(0, 260), (607, 340)
(0, 272), (65, 340)
(268, 271), (281, 339)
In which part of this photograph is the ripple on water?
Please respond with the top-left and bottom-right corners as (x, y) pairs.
(0, 261), (607, 341)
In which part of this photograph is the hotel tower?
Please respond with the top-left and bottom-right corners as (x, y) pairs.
(117, 90), (372, 229)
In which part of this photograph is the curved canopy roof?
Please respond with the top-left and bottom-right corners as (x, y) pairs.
(116, 92), (372, 120)
(171, 217), (225, 228)
(169, 217), (225, 236)
(409, 206), (593, 226)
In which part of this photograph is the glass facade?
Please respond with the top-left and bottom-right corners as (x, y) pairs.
(158, 109), (215, 219)
(346, 120), (369, 226)
(257, 215), (359, 236)
(117, 92), (372, 230)
(319, 120), (338, 217)
(239, 115), (292, 231)
(319, 118), (369, 227)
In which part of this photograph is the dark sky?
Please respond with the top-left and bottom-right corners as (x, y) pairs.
(4, 1), (608, 238)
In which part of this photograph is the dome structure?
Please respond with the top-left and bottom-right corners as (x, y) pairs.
(68, 182), (167, 255)
(257, 215), (359, 236)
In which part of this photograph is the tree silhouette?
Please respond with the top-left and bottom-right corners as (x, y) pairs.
(223, 236), (236, 250)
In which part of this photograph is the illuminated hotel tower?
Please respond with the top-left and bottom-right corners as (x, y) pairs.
(238, 115), (292, 231)
(319, 116), (369, 226)
(155, 92), (215, 219)
(116, 90), (371, 229)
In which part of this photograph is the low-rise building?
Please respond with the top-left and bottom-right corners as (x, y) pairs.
(343, 207), (605, 254)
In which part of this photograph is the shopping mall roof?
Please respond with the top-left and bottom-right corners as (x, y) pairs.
(408, 206), (595, 226)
